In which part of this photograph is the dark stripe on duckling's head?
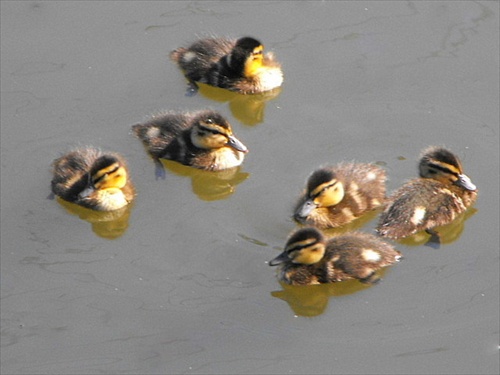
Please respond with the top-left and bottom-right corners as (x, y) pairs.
(419, 147), (463, 174)
(285, 227), (324, 252)
(271, 227), (326, 266)
(419, 146), (476, 191)
(90, 155), (121, 177)
(307, 169), (337, 197)
(191, 111), (248, 152)
(235, 37), (263, 51)
(270, 228), (325, 266)
(90, 155), (127, 190)
(420, 147), (463, 171)
(195, 111), (231, 130)
(304, 168), (345, 208)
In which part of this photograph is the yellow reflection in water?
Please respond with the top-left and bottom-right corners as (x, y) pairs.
(162, 160), (249, 201)
(197, 83), (282, 126)
(271, 268), (389, 317)
(396, 207), (478, 247)
(316, 209), (382, 237)
(56, 198), (134, 239)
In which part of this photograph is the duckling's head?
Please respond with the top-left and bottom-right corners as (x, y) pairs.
(419, 146), (476, 191)
(269, 227), (326, 266)
(229, 37), (264, 78)
(190, 111), (248, 153)
(294, 168), (345, 221)
(79, 155), (128, 199)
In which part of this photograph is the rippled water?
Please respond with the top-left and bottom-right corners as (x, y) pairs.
(1, 1), (499, 374)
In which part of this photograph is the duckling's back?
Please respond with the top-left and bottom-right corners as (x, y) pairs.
(51, 147), (101, 201)
(325, 232), (401, 283)
(377, 178), (477, 239)
(336, 162), (387, 211)
(170, 38), (235, 82)
(132, 111), (191, 159)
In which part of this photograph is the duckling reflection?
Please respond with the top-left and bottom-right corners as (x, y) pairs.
(56, 198), (133, 239)
(197, 83), (282, 125)
(271, 272), (385, 317)
(314, 209), (381, 237)
(162, 160), (249, 201)
(396, 207), (478, 247)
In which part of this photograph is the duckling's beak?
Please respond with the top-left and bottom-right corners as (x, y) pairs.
(269, 252), (289, 266)
(455, 174), (477, 191)
(226, 135), (248, 153)
(295, 199), (316, 219)
(78, 186), (95, 199)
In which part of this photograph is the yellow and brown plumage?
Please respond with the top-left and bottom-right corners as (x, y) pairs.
(293, 163), (386, 229)
(376, 146), (478, 242)
(269, 227), (402, 286)
(170, 36), (283, 94)
(132, 109), (248, 175)
(51, 147), (135, 211)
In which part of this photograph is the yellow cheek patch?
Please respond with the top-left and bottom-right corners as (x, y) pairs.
(196, 134), (228, 149)
(311, 180), (336, 197)
(93, 162), (120, 181)
(292, 244), (325, 265)
(95, 166), (128, 190)
(244, 45), (265, 78)
(312, 181), (345, 208)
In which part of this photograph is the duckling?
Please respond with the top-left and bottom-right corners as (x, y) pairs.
(132, 110), (248, 177)
(170, 36), (283, 95)
(376, 146), (478, 245)
(269, 227), (402, 286)
(294, 163), (386, 229)
(51, 147), (135, 211)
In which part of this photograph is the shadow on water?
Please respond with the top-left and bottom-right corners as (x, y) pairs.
(196, 83), (282, 126)
(161, 159), (249, 201)
(56, 198), (134, 239)
(271, 268), (391, 317)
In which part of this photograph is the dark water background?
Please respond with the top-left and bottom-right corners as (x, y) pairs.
(1, 1), (499, 374)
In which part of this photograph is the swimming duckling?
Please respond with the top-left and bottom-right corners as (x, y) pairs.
(269, 227), (402, 286)
(170, 36), (283, 94)
(51, 147), (135, 211)
(294, 163), (386, 229)
(132, 110), (248, 177)
(376, 146), (478, 245)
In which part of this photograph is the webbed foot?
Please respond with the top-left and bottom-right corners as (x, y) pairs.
(154, 160), (166, 180)
(185, 82), (199, 97)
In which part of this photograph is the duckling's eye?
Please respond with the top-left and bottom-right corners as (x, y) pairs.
(205, 118), (214, 124)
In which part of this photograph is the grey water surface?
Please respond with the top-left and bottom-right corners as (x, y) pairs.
(1, 1), (499, 374)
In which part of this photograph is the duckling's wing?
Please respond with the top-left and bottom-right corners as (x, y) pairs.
(376, 180), (465, 239)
